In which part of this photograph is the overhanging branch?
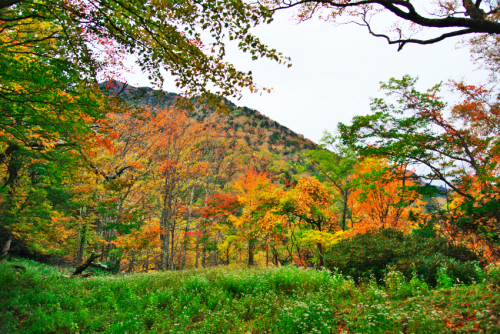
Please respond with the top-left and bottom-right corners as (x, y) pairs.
(273, 0), (500, 47)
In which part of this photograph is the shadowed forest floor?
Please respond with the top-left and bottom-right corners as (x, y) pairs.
(1, 258), (499, 333)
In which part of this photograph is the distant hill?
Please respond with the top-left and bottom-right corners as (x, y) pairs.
(102, 81), (318, 181)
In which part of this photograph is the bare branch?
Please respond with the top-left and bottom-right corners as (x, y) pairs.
(273, 0), (500, 47)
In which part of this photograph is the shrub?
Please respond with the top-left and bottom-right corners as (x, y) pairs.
(486, 263), (500, 288)
(324, 228), (482, 286)
(384, 268), (429, 299)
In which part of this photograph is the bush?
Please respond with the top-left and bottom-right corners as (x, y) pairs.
(486, 263), (500, 288)
(324, 228), (482, 286)
(384, 268), (429, 299)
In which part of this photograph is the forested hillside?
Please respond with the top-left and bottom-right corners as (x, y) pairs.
(107, 81), (317, 171)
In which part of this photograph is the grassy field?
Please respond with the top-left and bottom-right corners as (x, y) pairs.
(1, 258), (499, 333)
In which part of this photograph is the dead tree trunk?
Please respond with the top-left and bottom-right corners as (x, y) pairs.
(73, 253), (100, 275)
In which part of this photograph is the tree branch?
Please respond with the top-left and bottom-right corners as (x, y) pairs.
(359, 12), (476, 51)
(274, 0), (500, 48)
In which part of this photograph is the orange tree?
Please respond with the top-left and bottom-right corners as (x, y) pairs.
(215, 168), (283, 266)
(347, 158), (426, 235)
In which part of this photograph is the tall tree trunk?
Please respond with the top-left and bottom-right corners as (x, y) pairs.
(94, 217), (103, 255)
(76, 222), (88, 264)
(316, 242), (324, 267)
(182, 185), (195, 270)
(105, 227), (114, 262)
(266, 243), (269, 267)
(144, 248), (150, 272)
(0, 234), (12, 261)
(195, 243), (200, 269)
(100, 243), (105, 262)
(202, 246), (207, 268)
(248, 240), (255, 266)
(161, 231), (170, 270)
(160, 179), (173, 271)
(211, 249), (217, 267)
(128, 251), (135, 273)
(341, 192), (349, 231)
(201, 186), (210, 269)
(170, 199), (178, 270)
(170, 221), (176, 270)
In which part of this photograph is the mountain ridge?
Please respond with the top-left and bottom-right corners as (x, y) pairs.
(103, 81), (317, 158)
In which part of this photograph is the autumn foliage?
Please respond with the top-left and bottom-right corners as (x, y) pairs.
(2, 0), (499, 272)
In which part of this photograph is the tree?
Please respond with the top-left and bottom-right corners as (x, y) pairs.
(338, 75), (500, 258)
(347, 158), (426, 235)
(227, 168), (281, 266)
(307, 131), (357, 231)
(280, 177), (340, 267)
(272, 0), (500, 50)
(1, 0), (289, 110)
(339, 75), (499, 199)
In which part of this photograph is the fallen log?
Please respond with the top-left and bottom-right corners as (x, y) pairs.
(78, 273), (93, 278)
(10, 264), (26, 271)
(62, 273), (93, 278)
(72, 253), (100, 276)
(90, 262), (110, 271)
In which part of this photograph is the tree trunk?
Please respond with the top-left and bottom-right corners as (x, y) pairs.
(248, 240), (255, 266)
(182, 185), (195, 270)
(128, 251), (135, 273)
(266, 243), (269, 267)
(76, 222), (88, 264)
(0, 234), (12, 261)
(341, 192), (349, 231)
(202, 246), (207, 268)
(160, 177), (173, 270)
(211, 250), (217, 267)
(170, 223), (176, 270)
(195, 243), (200, 269)
(161, 231), (170, 270)
(316, 242), (324, 267)
(144, 248), (150, 272)
(73, 252), (101, 275)
(170, 200), (177, 270)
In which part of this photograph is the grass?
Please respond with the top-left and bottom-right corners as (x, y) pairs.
(1, 257), (499, 333)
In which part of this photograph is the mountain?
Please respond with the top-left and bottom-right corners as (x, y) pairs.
(105, 81), (316, 153)
(102, 81), (318, 181)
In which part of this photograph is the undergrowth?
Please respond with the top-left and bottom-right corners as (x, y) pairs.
(1, 257), (499, 333)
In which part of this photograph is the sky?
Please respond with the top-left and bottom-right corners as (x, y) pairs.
(123, 10), (490, 144)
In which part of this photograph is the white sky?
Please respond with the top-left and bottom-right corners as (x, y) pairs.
(124, 10), (489, 144)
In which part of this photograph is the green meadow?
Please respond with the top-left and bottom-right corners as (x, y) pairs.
(1, 258), (499, 334)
